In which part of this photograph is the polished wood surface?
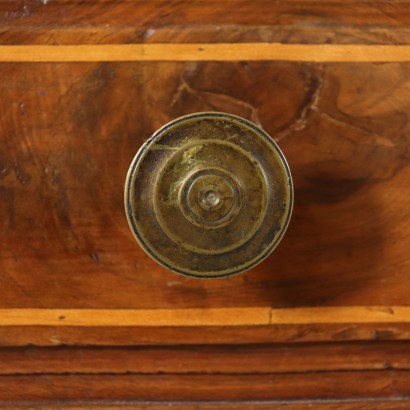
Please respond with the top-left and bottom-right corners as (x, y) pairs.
(3, 43), (410, 62)
(1, 0), (410, 407)
(1, 0), (410, 46)
(2, 403), (410, 410)
(1, 61), (409, 310)
(0, 371), (408, 401)
(1, 341), (409, 374)
(0, 306), (409, 326)
(2, 322), (410, 347)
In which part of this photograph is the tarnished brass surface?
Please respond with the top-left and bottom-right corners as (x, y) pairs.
(125, 112), (293, 278)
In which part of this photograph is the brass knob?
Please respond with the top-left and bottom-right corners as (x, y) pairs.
(125, 112), (293, 279)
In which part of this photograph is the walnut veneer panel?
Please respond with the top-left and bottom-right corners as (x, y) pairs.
(0, 61), (409, 309)
(1, 0), (410, 407)
(1, 0), (410, 45)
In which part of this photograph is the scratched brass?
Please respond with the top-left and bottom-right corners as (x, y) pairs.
(125, 112), (293, 278)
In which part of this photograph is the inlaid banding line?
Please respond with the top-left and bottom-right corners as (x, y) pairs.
(1, 43), (410, 62)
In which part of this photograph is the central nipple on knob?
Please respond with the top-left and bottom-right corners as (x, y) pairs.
(203, 189), (220, 207)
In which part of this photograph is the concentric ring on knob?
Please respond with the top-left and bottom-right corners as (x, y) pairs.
(179, 168), (242, 228)
(125, 112), (293, 279)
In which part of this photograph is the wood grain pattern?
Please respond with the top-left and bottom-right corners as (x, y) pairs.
(3, 402), (410, 410)
(3, 44), (410, 62)
(0, 341), (409, 375)
(1, 61), (409, 311)
(2, 323), (410, 347)
(2, 2), (410, 406)
(0, 371), (408, 401)
(0, 308), (270, 326)
(0, 307), (409, 327)
(1, 0), (410, 46)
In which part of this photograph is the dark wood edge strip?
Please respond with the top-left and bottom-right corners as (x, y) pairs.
(1, 400), (410, 409)
(0, 371), (408, 401)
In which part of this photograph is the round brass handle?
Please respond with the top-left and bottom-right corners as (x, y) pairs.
(125, 112), (293, 279)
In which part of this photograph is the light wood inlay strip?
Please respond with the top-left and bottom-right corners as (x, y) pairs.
(0, 308), (271, 327)
(270, 307), (410, 325)
(0, 307), (408, 327)
(1, 44), (410, 62)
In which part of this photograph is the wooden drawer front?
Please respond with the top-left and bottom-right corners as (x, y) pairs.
(1, 60), (409, 310)
(0, 0), (410, 407)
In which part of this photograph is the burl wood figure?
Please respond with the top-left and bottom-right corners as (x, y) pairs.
(0, 1), (409, 409)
